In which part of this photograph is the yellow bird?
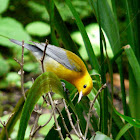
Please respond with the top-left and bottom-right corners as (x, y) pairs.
(10, 39), (93, 102)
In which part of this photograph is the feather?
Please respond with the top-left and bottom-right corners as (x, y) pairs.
(10, 39), (81, 72)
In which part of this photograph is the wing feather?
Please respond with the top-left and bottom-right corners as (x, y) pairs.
(10, 39), (81, 72)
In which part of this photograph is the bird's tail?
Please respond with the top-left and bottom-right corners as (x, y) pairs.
(10, 39), (43, 60)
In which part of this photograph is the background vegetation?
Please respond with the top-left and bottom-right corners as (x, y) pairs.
(0, 0), (140, 140)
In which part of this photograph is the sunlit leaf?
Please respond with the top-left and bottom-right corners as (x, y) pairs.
(88, 89), (100, 116)
(25, 21), (50, 36)
(71, 23), (113, 61)
(23, 62), (39, 72)
(6, 72), (21, 87)
(65, 134), (79, 140)
(38, 113), (58, 135)
(0, 0), (9, 14)
(0, 58), (10, 77)
(91, 131), (112, 140)
(124, 45), (140, 87)
(115, 123), (133, 140)
(0, 17), (31, 47)
(114, 108), (140, 128)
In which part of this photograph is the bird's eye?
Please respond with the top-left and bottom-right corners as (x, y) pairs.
(83, 84), (87, 88)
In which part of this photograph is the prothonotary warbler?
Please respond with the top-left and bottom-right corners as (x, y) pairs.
(10, 39), (93, 102)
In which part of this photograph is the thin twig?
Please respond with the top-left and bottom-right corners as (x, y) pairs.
(63, 99), (80, 138)
(40, 40), (64, 140)
(40, 39), (49, 73)
(0, 120), (9, 140)
(76, 115), (84, 139)
(0, 113), (14, 140)
(48, 92), (64, 140)
(21, 41), (25, 99)
(14, 41), (26, 100)
(43, 96), (72, 140)
(55, 106), (73, 140)
(29, 94), (48, 139)
(84, 83), (107, 140)
(31, 106), (54, 138)
(30, 40), (49, 139)
(29, 109), (42, 140)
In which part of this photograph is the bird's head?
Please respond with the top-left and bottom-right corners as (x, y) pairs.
(74, 72), (93, 102)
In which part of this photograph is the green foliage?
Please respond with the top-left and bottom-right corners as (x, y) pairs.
(23, 62), (39, 72)
(115, 123), (133, 140)
(0, 17), (31, 47)
(124, 45), (140, 87)
(25, 21), (50, 37)
(71, 23), (113, 61)
(114, 108), (140, 128)
(0, 58), (10, 77)
(17, 72), (64, 139)
(0, 0), (9, 14)
(38, 113), (59, 136)
(93, 131), (112, 140)
(6, 72), (21, 87)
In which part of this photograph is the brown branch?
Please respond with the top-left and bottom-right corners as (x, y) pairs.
(30, 39), (49, 139)
(76, 115), (84, 139)
(63, 99), (80, 138)
(43, 96), (72, 140)
(29, 94), (48, 139)
(0, 113), (14, 140)
(48, 92), (64, 140)
(29, 110), (41, 140)
(40, 40), (64, 139)
(0, 120), (9, 140)
(21, 41), (25, 99)
(30, 106), (54, 138)
(84, 83), (107, 139)
(14, 40), (26, 100)
(55, 105), (73, 140)
(40, 39), (49, 73)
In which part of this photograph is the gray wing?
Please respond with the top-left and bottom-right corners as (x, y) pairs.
(10, 39), (81, 72)
(10, 39), (43, 60)
(31, 41), (81, 72)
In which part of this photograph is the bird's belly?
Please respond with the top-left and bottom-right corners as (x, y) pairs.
(44, 56), (81, 83)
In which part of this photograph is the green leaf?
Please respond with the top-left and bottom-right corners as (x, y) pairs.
(38, 113), (58, 135)
(124, 45), (140, 87)
(0, 17), (31, 47)
(92, 131), (112, 140)
(115, 123), (133, 140)
(10, 120), (31, 140)
(6, 72), (21, 87)
(27, 1), (49, 21)
(65, 0), (100, 71)
(0, 114), (9, 127)
(71, 23), (113, 61)
(114, 108), (140, 128)
(25, 21), (50, 36)
(17, 72), (63, 140)
(97, 0), (120, 57)
(23, 62), (39, 72)
(44, 0), (79, 54)
(24, 81), (33, 89)
(0, 58), (10, 76)
(0, 0), (9, 14)
(65, 134), (79, 140)
(87, 89), (100, 116)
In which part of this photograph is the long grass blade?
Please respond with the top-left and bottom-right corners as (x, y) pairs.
(115, 123), (133, 140)
(65, 0), (100, 71)
(44, 0), (79, 54)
